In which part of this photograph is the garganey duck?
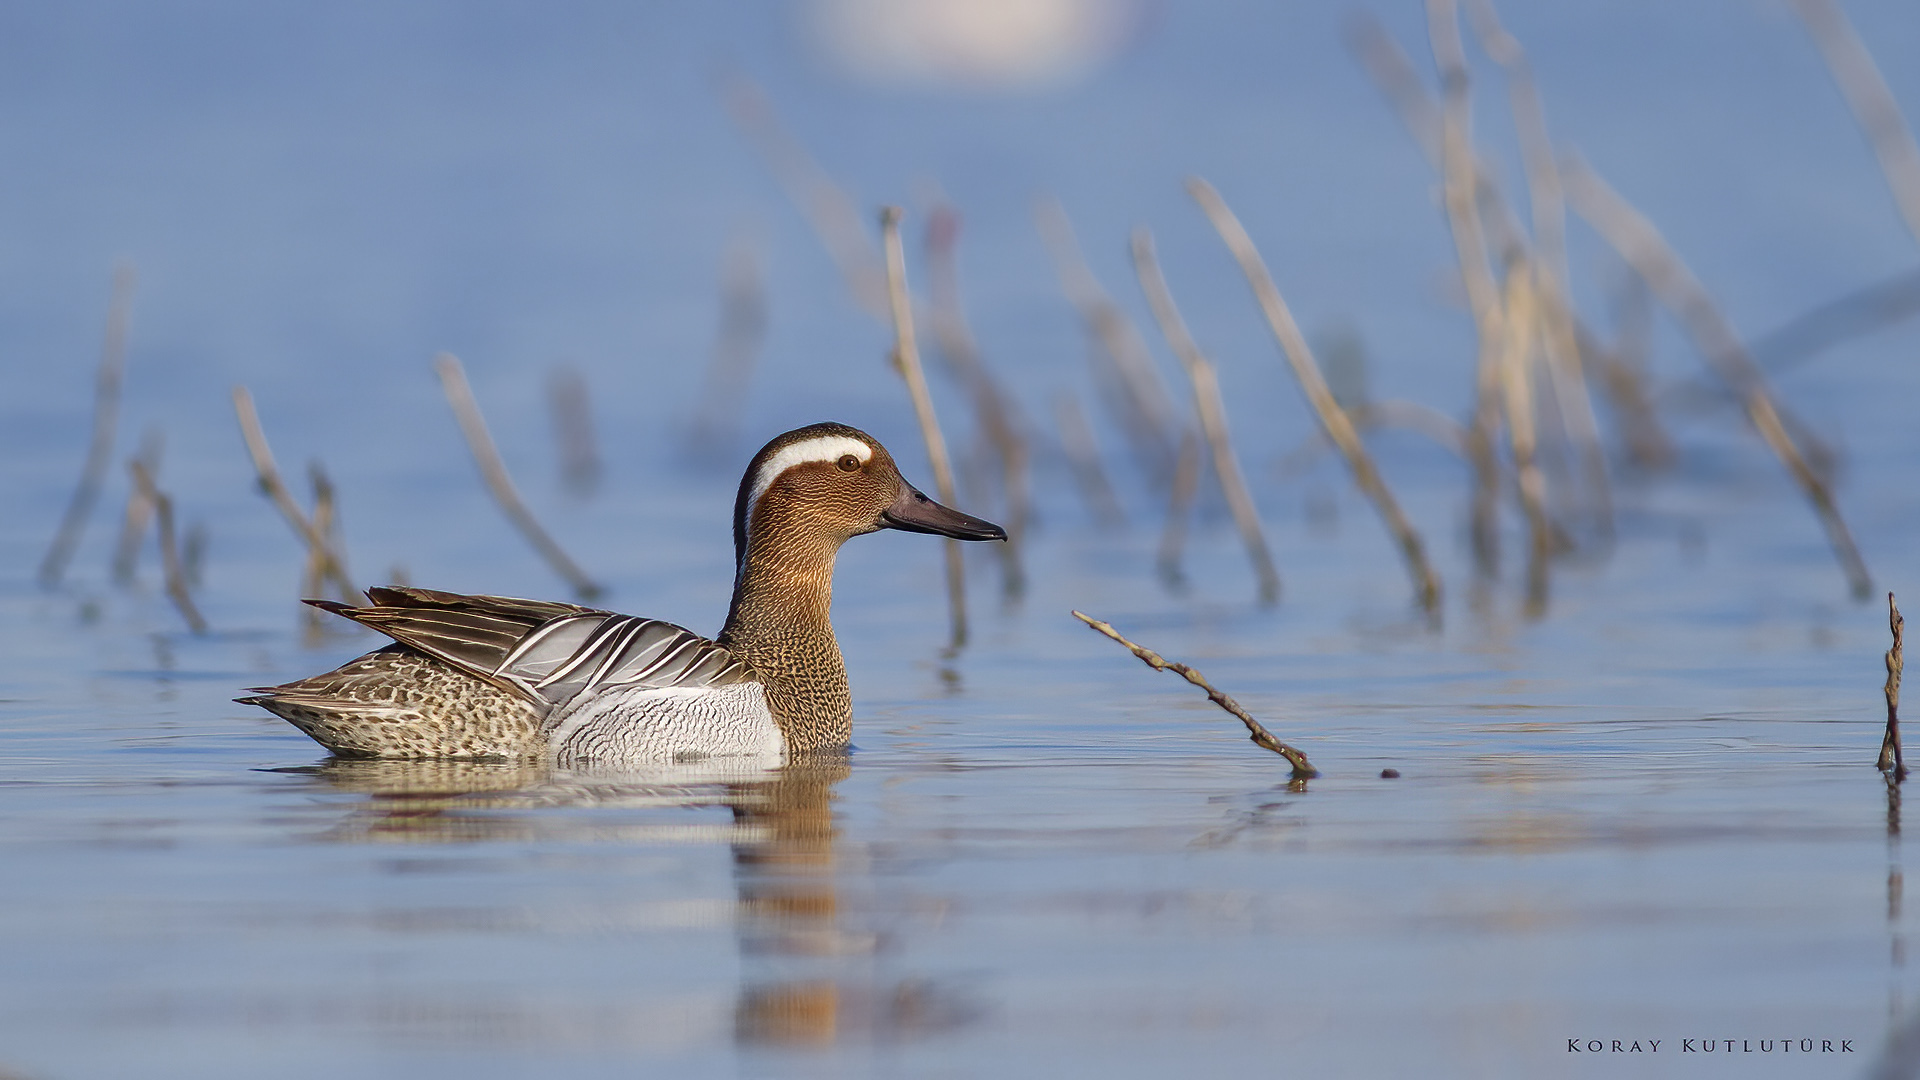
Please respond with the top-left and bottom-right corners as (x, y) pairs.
(240, 422), (1005, 763)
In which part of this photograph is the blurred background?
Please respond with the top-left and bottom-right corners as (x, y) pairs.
(5, 1), (1920, 1077)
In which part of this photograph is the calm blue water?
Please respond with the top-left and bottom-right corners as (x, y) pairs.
(4, 2), (1920, 1076)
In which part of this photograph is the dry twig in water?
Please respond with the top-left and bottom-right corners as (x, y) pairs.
(1052, 392), (1126, 527)
(1035, 197), (1181, 490)
(434, 354), (603, 601)
(688, 237), (770, 454)
(1562, 160), (1874, 600)
(926, 206), (1029, 601)
(40, 264), (137, 586)
(547, 365), (603, 497)
(128, 458), (206, 634)
(1884, 593), (1907, 781)
(723, 77), (888, 318)
(231, 386), (357, 601)
(1496, 259), (1552, 614)
(301, 463), (342, 644)
(880, 207), (968, 649)
(1131, 227), (1281, 605)
(1155, 428), (1200, 592)
(112, 429), (164, 584)
(1790, 0), (1920, 246)
(1188, 177), (1442, 615)
(1072, 610), (1317, 778)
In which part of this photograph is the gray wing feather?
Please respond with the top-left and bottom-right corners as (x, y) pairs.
(312, 588), (753, 709)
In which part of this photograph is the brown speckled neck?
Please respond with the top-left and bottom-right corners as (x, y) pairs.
(717, 502), (853, 753)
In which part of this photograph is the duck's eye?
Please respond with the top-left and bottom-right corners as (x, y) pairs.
(837, 454), (861, 472)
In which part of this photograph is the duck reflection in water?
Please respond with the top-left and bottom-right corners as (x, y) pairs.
(286, 755), (979, 1048)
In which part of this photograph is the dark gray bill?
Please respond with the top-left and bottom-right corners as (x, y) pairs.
(881, 483), (1007, 541)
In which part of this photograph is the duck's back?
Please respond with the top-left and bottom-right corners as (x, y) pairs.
(241, 587), (771, 762)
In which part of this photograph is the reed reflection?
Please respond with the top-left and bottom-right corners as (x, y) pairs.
(290, 754), (975, 1049)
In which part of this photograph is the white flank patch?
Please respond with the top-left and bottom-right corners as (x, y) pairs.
(746, 434), (873, 520)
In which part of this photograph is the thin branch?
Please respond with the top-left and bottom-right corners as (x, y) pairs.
(1034, 197), (1181, 489)
(1884, 592), (1907, 780)
(723, 76), (888, 318)
(231, 386), (357, 601)
(1053, 392), (1126, 527)
(301, 463), (341, 645)
(40, 263), (137, 586)
(128, 459), (207, 633)
(1188, 177), (1442, 615)
(433, 354), (603, 601)
(1790, 0), (1920, 246)
(879, 207), (967, 650)
(1497, 259), (1552, 615)
(925, 205), (1029, 601)
(1131, 227), (1281, 606)
(1072, 611), (1317, 778)
(1156, 428), (1200, 593)
(111, 429), (164, 584)
(1561, 160), (1874, 600)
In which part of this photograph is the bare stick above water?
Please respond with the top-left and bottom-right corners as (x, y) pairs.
(39, 264), (137, 586)
(1789, 0), (1920, 246)
(880, 207), (967, 650)
(128, 458), (206, 634)
(1496, 261), (1552, 615)
(1562, 160), (1874, 601)
(1187, 177), (1442, 615)
(231, 386), (357, 602)
(301, 463), (341, 644)
(1131, 227), (1281, 606)
(1072, 610), (1317, 779)
(111, 429), (164, 584)
(1034, 197), (1181, 490)
(1884, 593), (1907, 781)
(434, 354), (603, 601)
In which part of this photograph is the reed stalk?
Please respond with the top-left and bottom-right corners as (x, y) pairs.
(128, 459), (206, 634)
(1496, 259), (1552, 614)
(1072, 611), (1317, 779)
(301, 463), (340, 644)
(434, 354), (603, 601)
(1561, 161), (1874, 600)
(1884, 592), (1907, 781)
(1034, 197), (1181, 489)
(1789, 0), (1920, 246)
(1187, 177), (1442, 615)
(1130, 227), (1281, 606)
(1053, 392), (1126, 527)
(925, 206), (1029, 601)
(111, 429), (164, 584)
(39, 264), (136, 586)
(231, 386), (357, 601)
(879, 207), (968, 649)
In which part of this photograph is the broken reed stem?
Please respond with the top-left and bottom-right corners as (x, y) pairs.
(433, 354), (603, 601)
(1561, 161), (1874, 600)
(1464, 0), (1613, 540)
(879, 207), (968, 649)
(925, 206), (1029, 601)
(547, 366), (603, 497)
(1034, 197), (1181, 489)
(1072, 610), (1317, 778)
(1187, 177), (1442, 615)
(1497, 260), (1552, 615)
(1156, 428), (1200, 591)
(1053, 392), (1127, 527)
(301, 463), (339, 644)
(39, 263), (137, 586)
(1789, 0), (1920, 246)
(111, 429), (164, 584)
(1131, 227), (1281, 606)
(231, 386), (358, 602)
(689, 238), (770, 453)
(723, 77), (888, 318)
(1884, 593), (1907, 780)
(128, 459), (206, 634)
(1427, 0), (1507, 580)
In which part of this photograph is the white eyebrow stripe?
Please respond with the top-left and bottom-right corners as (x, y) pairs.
(745, 435), (873, 520)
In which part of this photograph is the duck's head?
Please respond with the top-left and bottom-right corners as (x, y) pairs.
(731, 422), (1005, 572)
